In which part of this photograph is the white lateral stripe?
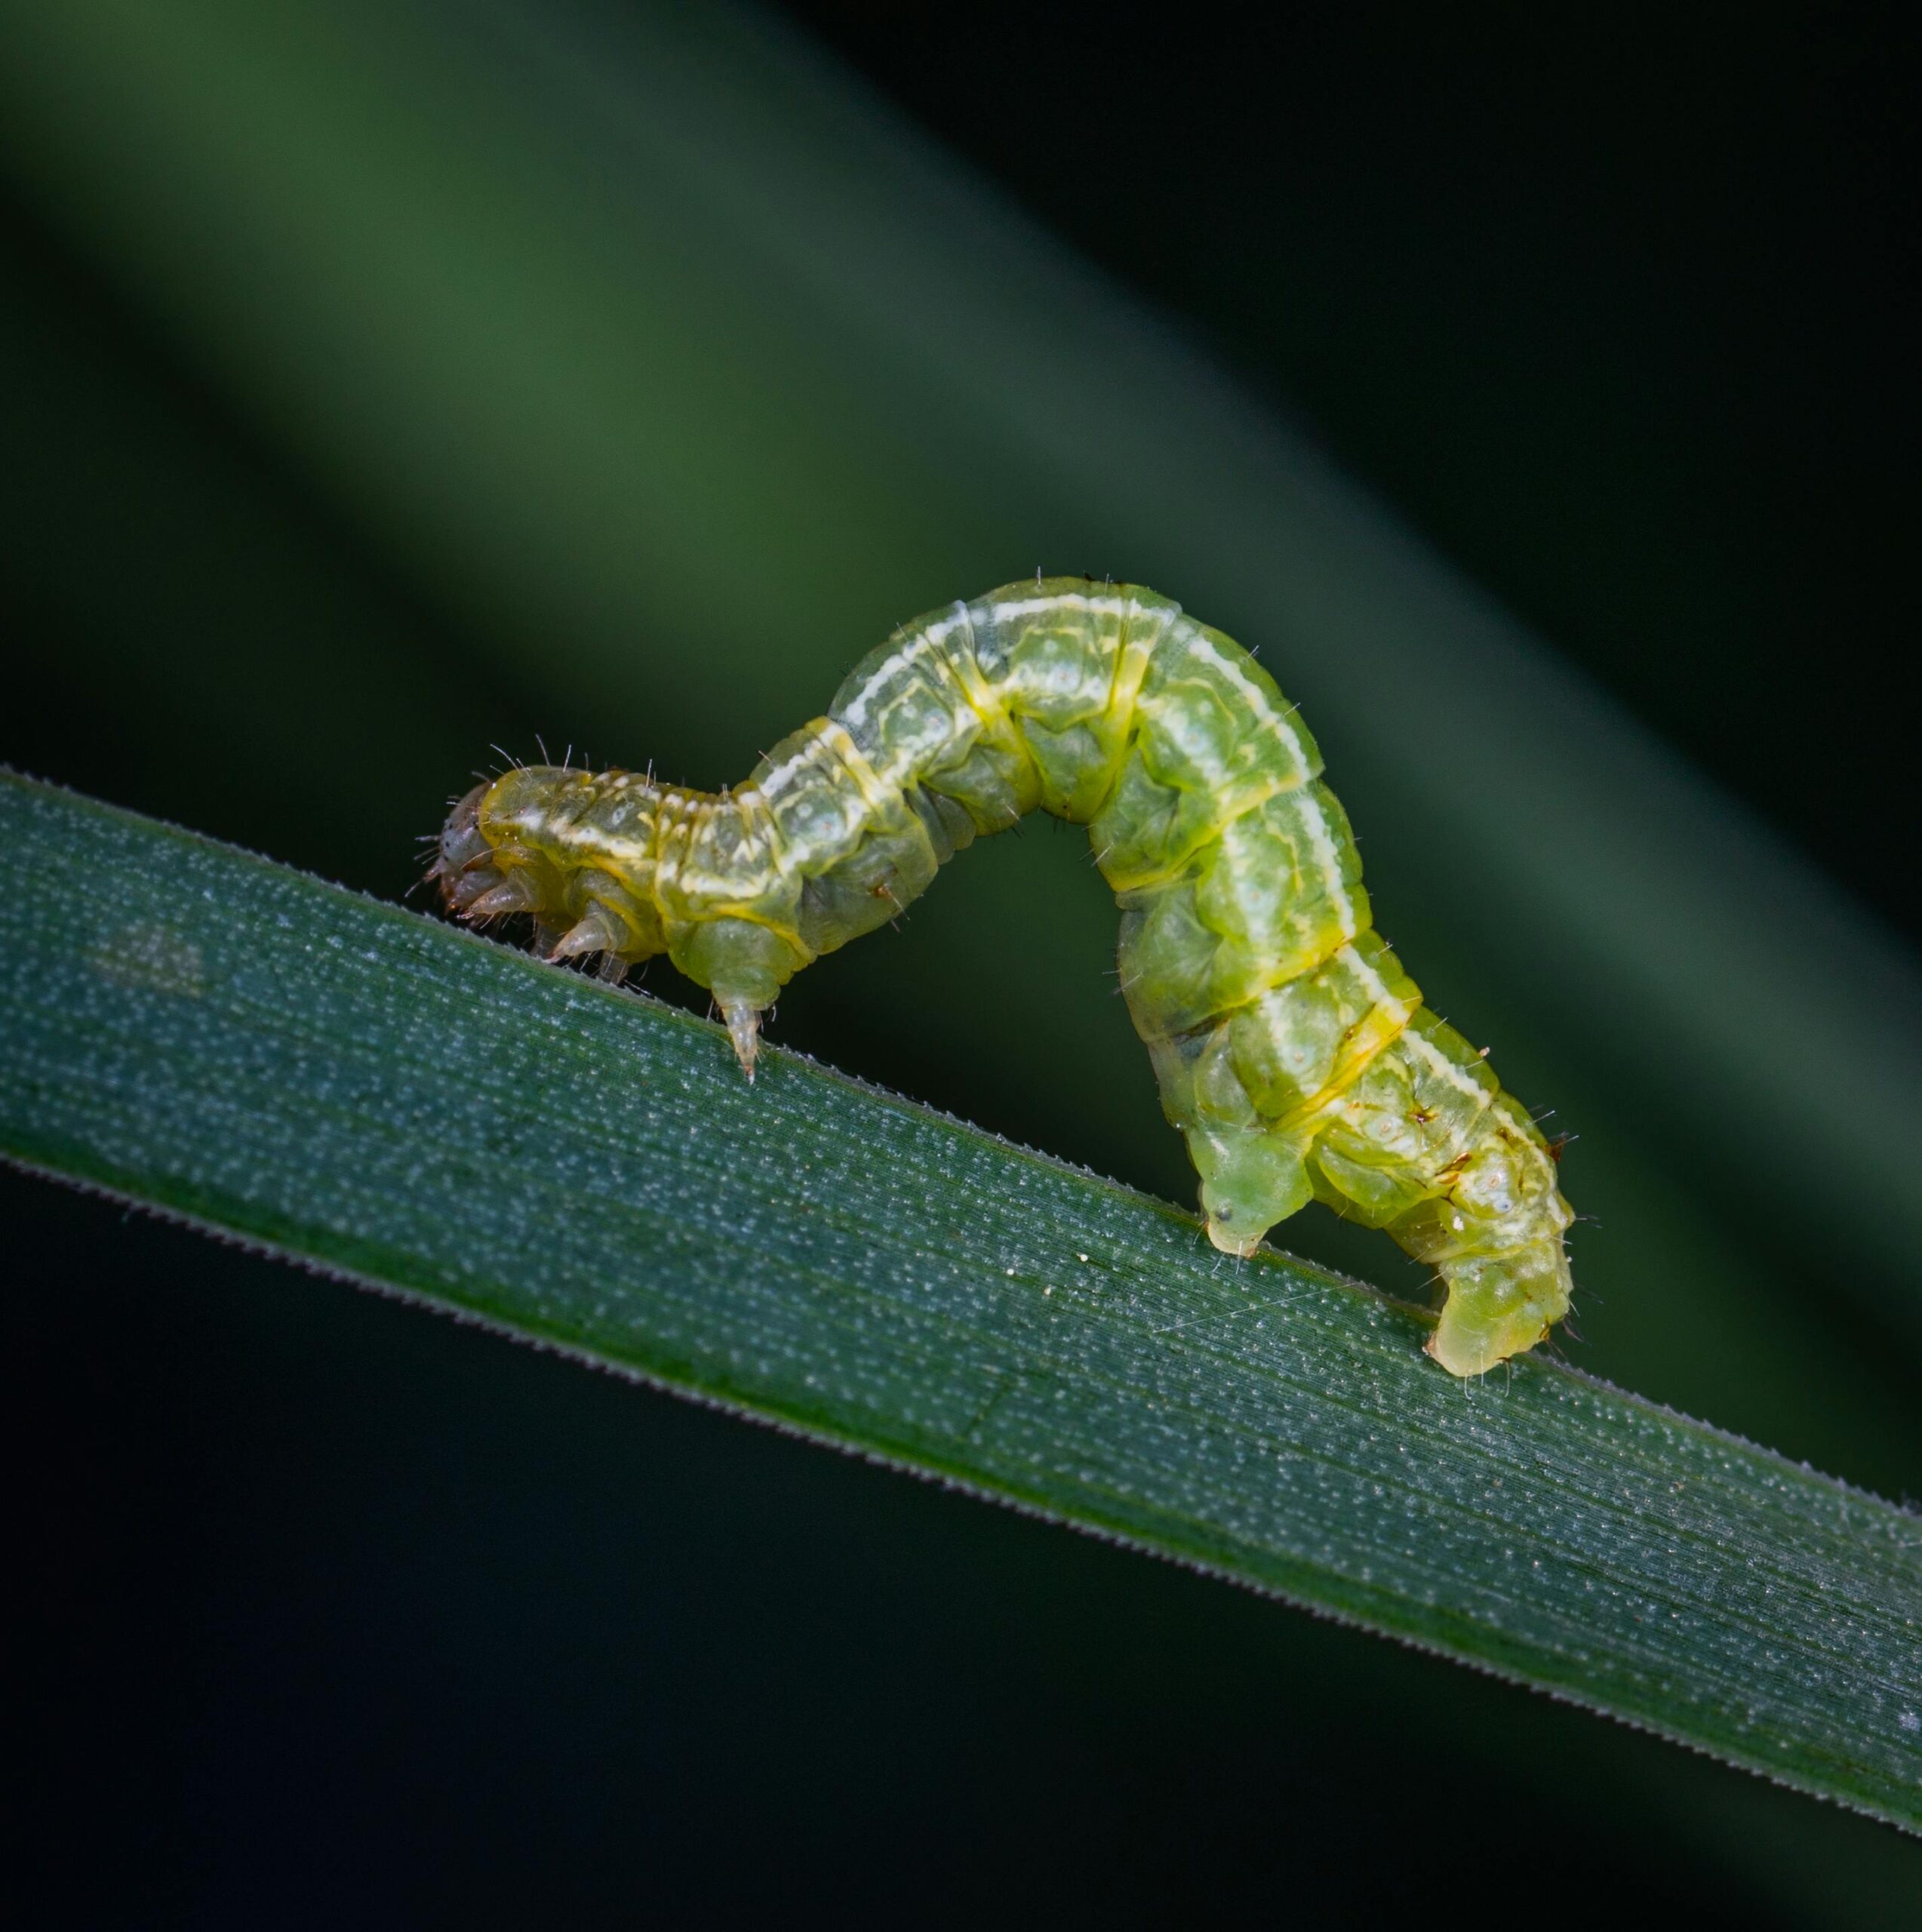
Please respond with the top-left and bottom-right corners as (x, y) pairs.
(1293, 788), (1356, 935)
(836, 630), (936, 735)
(756, 721), (842, 798)
(1183, 628), (1309, 774)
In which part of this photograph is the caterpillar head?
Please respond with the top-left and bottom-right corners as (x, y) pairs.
(432, 769), (666, 974)
(431, 772), (577, 921)
(432, 780), (501, 912)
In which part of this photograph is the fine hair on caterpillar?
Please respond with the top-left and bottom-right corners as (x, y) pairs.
(432, 579), (1575, 1377)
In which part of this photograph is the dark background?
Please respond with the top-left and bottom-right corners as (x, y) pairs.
(7, 4), (1919, 1924)
(787, 3), (1920, 944)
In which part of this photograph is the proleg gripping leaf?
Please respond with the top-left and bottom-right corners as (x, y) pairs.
(435, 580), (1573, 1374)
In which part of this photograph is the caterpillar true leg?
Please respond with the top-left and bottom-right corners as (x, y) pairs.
(433, 580), (1574, 1376)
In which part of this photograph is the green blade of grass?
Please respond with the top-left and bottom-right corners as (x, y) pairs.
(5, 767), (1920, 1830)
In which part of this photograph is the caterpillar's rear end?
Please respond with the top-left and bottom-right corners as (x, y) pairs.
(434, 579), (1574, 1376)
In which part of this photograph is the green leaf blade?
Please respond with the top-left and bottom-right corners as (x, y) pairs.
(4, 768), (1919, 1827)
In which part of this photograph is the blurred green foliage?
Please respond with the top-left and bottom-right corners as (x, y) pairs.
(5, 1), (1919, 1921)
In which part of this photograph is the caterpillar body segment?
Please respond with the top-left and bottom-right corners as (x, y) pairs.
(435, 580), (1574, 1375)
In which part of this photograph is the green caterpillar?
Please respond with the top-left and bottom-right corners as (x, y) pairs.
(433, 580), (1573, 1375)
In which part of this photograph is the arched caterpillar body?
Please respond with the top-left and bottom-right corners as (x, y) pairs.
(434, 580), (1573, 1375)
